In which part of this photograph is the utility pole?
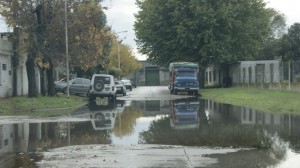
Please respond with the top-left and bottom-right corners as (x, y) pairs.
(65, 0), (70, 98)
(115, 31), (127, 70)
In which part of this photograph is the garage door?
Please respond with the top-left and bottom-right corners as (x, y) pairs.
(145, 67), (159, 86)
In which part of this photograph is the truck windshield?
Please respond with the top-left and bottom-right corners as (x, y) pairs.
(176, 72), (196, 77)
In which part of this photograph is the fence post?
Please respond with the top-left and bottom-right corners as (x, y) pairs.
(289, 60), (291, 91)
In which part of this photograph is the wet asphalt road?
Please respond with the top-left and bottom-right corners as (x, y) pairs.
(118, 86), (197, 101)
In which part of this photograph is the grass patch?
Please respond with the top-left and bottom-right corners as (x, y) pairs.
(200, 87), (300, 114)
(0, 94), (87, 117)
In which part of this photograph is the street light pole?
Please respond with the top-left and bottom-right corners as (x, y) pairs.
(118, 42), (120, 69)
(65, 0), (70, 98)
(115, 31), (127, 70)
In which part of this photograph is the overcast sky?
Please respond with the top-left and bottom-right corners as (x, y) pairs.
(1, 0), (300, 60)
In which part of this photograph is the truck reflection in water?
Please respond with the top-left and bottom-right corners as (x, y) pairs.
(170, 98), (200, 130)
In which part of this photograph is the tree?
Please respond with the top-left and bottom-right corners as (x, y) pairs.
(257, 9), (286, 60)
(108, 39), (141, 77)
(134, 0), (273, 86)
(0, 0), (112, 97)
(275, 23), (300, 61)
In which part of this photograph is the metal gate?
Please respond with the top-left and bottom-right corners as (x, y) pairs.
(145, 66), (159, 86)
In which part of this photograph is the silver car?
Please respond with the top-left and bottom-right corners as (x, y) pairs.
(54, 77), (75, 93)
(115, 80), (126, 96)
(66, 78), (91, 96)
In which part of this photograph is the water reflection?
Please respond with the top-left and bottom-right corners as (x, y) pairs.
(138, 99), (300, 151)
(0, 98), (300, 167)
(170, 98), (200, 130)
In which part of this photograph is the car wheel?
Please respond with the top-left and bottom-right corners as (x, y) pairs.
(63, 87), (67, 94)
(94, 81), (104, 91)
(130, 87), (132, 91)
(123, 92), (126, 96)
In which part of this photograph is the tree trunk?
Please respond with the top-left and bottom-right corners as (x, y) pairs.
(47, 59), (56, 96)
(40, 68), (46, 96)
(26, 53), (38, 97)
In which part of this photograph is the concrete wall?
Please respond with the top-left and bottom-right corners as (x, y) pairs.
(0, 30), (30, 98)
(0, 37), (13, 97)
(206, 60), (282, 86)
(238, 60), (281, 84)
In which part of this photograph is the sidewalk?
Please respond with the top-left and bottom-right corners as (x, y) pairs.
(37, 144), (241, 168)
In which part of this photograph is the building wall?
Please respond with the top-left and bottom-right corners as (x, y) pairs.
(206, 60), (282, 86)
(206, 60), (300, 92)
(0, 30), (31, 98)
(127, 61), (168, 86)
(0, 37), (13, 97)
(206, 64), (223, 86)
(238, 60), (281, 84)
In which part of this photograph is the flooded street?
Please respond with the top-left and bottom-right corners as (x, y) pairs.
(1, 86), (300, 167)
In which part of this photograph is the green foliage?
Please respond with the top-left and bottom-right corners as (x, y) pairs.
(109, 40), (141, 77)
(274, 23), (300, 61)
(107, 67), (122, 78)
(135, 0), (272, 67)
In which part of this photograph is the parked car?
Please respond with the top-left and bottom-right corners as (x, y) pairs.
(88, 74), (117, 102)
(121, 79), (132, 91)
(54, 77), (75, 93)
(130, 80), (137, 88)
(115, 81), (126, 96)
(69, 78), (91, 96)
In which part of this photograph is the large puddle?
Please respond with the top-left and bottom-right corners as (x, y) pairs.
(1, 98), (300, 167)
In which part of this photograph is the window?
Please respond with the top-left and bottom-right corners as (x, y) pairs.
(2, 64), (7, 71)
(84, 79), (91, 85)
(73, 79), (83, 85)
(213, 70), (216, 82)
(242, 68), (246, 83)
(248, 67), (252, 83)
(270, 63), (274, 83)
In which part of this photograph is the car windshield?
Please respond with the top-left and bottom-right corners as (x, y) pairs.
(122, 80), (131, 84)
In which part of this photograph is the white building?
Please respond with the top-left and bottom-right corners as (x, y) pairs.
(0, 35), (13, 97)
(205, 60), (300, 92)
(0, 31), (28, 98)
